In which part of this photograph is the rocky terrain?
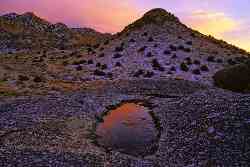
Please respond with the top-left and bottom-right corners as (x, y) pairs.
(0, 8), (250, 166)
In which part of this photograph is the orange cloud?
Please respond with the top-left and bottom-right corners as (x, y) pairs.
(182, 10), (250, 51)
(185, 10), (238, 38)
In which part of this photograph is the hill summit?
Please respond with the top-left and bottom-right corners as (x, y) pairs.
(122, 8), (180, 33)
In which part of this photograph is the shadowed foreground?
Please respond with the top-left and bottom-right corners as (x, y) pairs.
(0, 79), (249, 166)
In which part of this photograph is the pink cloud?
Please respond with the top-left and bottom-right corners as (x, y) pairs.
(0, 0), (140, 33)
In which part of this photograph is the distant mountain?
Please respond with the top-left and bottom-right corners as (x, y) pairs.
(0, 12), (111, 52)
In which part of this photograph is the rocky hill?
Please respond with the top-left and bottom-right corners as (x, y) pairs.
(0, 12), (111, 53)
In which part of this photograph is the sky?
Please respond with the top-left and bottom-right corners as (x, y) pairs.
(0, 0), (250, 51)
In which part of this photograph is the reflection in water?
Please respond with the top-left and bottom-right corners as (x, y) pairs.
(95, 102), (159, 157)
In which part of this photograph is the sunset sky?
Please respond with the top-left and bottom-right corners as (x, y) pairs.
(1, 0), (250, 51)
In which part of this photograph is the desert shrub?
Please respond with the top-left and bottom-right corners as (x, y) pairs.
(178, 45), (185, 50)
(18, 75), (29, 81)
(146, 52), (154, 57)
(87, 59), (94, 64)
(144, 71), (154, 78)
(129, 38), (136, 43)
(98, 53), (105, 58)
(227, 58), (237, 65)
(33, 76), (43, 83)
(186, 41), (193, 45)
(93, 69), (106, 76)
(76, 66), (82, 71)
(183, 47), (191, 52)
(107, 72), (113, 78)
(148, 37), (154, 42)
(152, 59), (165, 71)
(114, 46), (124, 52)
(169, 45), (177, 51)
(192, 69), (201, 75)
(180, 62), (189, 72)
(185, 57), (193, 65)
(200, 65), (209, 72)
(193, 59), (201, 65)
(171, 54), (177, 59)
(133, 69), (144, 77)
(170, 66), (176, 71)
(115, 62), (122, 67)
(96, 62), (101, 67)
(216, 58), (223, 63)
(163, 50), (171, 55)
(104, 40), (109, 45)
(142, 32), (148, 36)
(138, 46), (147, 52)
(207, 56), (215, 62)
(113, 53), (123, 59)
(101, 64), (108, 70)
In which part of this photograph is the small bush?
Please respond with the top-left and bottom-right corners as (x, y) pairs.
(192, 69), (201, 75)
(169, 44), (177, 51)
(163, 50), (171, 55)
(144, 71), (154, 78)
(152, 59), (165, 71)
(18, 75), (29, 81)
(170, 66), (176, 71)
(96, 62), (101, 67)
(113, 53), (123, 59)
(216, 58), (223, 63)
(153, 44), (158, 48)
(207, 56), (215, 62)
(148, 37), (154, 42)
(129, 38), (136, 43)
(185, 57), (192, 65)
(101, 64), (108, 70)
(146, 52), (154, 57)
(171, 54), (177, 59)
(98, 53), (105, 58)
(138, 46), (147, 52)
(142, 32), (148, 36)
(180, 62), (189, 72)
(33, 76), (43, 83)
(115, 62), (122, 67)
(133, 69), (144, 77)
(114, 46), (124, 52)
(186, 41), (193, 45)
(76, 66), (82, 71)
(200, 65), (209, 72)
(93, 69), (106, 76)
(228, 59), (237, 65)
(87, 59), (94, 64)
(193, 60), (201, 65)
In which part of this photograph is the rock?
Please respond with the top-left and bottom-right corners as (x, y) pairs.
(213, 60), (250, 92)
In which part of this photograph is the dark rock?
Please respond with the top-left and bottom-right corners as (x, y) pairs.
(213, 60), (250, 92)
